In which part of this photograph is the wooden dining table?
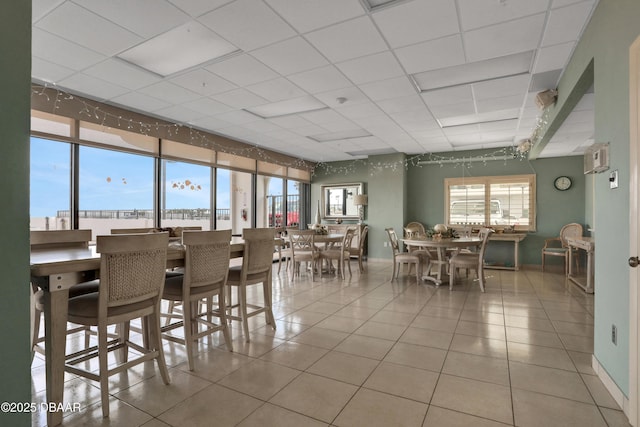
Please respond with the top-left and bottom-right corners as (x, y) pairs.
(401, 237), (483, 285)
(30, 239), (245, 426)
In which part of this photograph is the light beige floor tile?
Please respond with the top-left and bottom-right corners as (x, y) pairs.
(115, 369), (211, 416)
(237, 402), (328, 427)
(269, 373), (358, 423)
(314, 314), (366, 333)
(363, 361), (439, 403)
(423, 406), (513, 427)
(509, 361), (593, 403)
(410, 315), (459, 332)
(177, 348), (253, 382)
(229, 333), (286, 358)
(442, 351), (510, 386)
(581, 373), (621, 409)
(449, 334), (508, 359)
(431, 374), (513, 424)
(369, 310), (417, 326)
(552, 319), (594, 337)
(251, 320), (310, 340)
(303, 301), (344, 315)
(281, 309), (330, 326)
(290, 326), (349, 349)
(506, 341), (576, 371)
(260, 341), (328, 370)
(333, 334), (395, 360)
(568, 350), (597, 374)
(455, 320), (506, 340)
(400, 326), (454, 350)
(512, 388), (606, 427)
(159, 383), (262, 427)
(460, 310), (505, 325)
(353, 320), (407, 341)
(334, 305), (380, 320)
(505, 326), (564, 348)
(218, 359), (300, 400)
(141, 419), (173, 427)
(599, 407), (632, 427)
(545, 309), (594, 324)
(502, 306), (549, 319)
(58, 395), (153, 427)
(559, 333), (594, 352)
(307, 351), (379, 385)
(504, 314), (555, 332)
(384, 342), (447, 372)
(420, 305), (463, 319)
(334, 388), (428, 427)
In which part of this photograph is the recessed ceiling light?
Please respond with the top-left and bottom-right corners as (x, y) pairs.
(245, 96), (328, 118)
(361, 0), (409, 12)
(437, 109), (520, 128)
(118, 21), (239, 77)
(412, 51), (534, 92)
(308, 129), (372, 142)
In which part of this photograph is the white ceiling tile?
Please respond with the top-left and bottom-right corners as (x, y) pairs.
(464, 14), (546, 62)
(154, 104), (206, 123)
(58, 73), (129, 100)
(377, 95), (426, 115)
(478, 119), (519, 132)
(181, 97), (233, 115)
(110, 91), (172, 113)
(314, 86), (369, 107)
(138, 81), (201, 104)
(533, 42), (575, 73)
(210, 88), (269, 109)
(320, 119), (361, 132)
(169, 69), (236, 95)
(246, 77), (307, 102)
(267, 115), (313, 129)
(36, 2), (142, 56)
(422, 86), (474, 107)
(306, 16), (387, 63)
(32, 0), (65, 22)
(543, 2), (595, 46)
(83, 59), (162, 90)
(32, 57), (75, 84)
(476, 95), (526, 113)
(190, 115), (233, 130)
(473, 74), (532, 99)
(298, 109), (347, 125)
(199, 0), (295, 51)
(335, 102), (384, 120)
(77, 0), (191, 38)
(336, 51), (404, 85)
(32, 27), (106, 70)
(290, 124), (329, 136)
(206, 54), (279, 86)
(288, 66), (352, 94)
(241, 120), (282, 133)
(251, 37), (329, 75)
(372, 0), (459, 48)
(428, 102), (476, 119)
(552, 0), (596, 10)
(167, 0), (233, 17)
(457, 0), (550, 31)
(214, 110), (261, 125)
(358, 76), (416, 101)
(265, 0), (365, 33)
(395, 35), (466, 75)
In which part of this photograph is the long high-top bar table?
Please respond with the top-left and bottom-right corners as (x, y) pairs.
(30, 241), (244, 426)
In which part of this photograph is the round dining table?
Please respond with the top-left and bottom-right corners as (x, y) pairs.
(401, 236), (483, 285)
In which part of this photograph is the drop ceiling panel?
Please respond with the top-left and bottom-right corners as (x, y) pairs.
(457, 0), (550, 31)
(534, 42), (576, 73)
(36, 2), (142, 56)
(377, 95), (427, 115)
(473, 74), (532, 99)
(358, 76), (416, 101)
(111, 91), (172, 113)
(138, 81), (201, 104)
(32, 57), (75, 84)
(336, 51), (405, 85)
(32, 27), (106, 70)
(422, 86), (474, 107)
(543, 2), (595, 46)
(246, 77), (307, 102)
(288, 66), (352, 94)
(169, 69), (237, 95)
(395, 35), (466, 75)
(181, 97), (233, 116)
(58, 73), (129, 100)
(251, 37), (329, 75)
(210, 88), (269, 109)
(205, 54), (280, 86)
(167, 0), (233, 17)
(198, 0), (295, 51)
(83, 59), (162, 90)
(265, 0), (365, 33)
(463, 14), (546, 62)
(372, 0), (460, 48)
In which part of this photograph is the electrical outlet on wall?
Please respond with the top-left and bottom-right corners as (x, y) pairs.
(609, 170), (619, 189)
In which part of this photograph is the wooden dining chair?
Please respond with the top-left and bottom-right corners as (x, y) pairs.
(385, 228), (430, 281)
(541, 223), (583, 274)
(349, 225), (368, 273)
(226, 228), (277, 342)
(161, 230), (233, 371)
(449, 228), (494, 292)
(288, 229), (321, 281)
(64, 232), (171, 418)
(321, 228), (356, 279)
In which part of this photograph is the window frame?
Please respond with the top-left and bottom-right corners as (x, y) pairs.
(444, 174), (536, 231)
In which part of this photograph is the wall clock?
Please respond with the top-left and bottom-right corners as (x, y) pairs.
(554, 176), (572, 191)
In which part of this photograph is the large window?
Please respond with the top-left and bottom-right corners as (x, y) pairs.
(162, 160), (211, 230)
(445, 174), (536, 231)
(257, 175), (283, 228)
(287, 180), (301, 228)
(78, 146), (155, 237)
(30, 137), (71, 230)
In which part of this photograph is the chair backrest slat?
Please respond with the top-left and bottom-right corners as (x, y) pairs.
(183, 230), (231, 289)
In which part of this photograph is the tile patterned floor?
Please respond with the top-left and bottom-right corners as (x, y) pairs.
(31, 260), (631, 426)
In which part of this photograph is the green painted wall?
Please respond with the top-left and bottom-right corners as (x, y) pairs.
(535, 0), (640, 396)
(0, 2), (32, 426)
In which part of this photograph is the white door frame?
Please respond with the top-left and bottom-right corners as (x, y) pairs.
(628, 34), (640, 427)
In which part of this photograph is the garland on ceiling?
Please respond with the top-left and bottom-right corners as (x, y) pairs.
(32, 84), (545, 177)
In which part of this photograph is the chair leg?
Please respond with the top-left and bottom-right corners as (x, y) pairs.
(238, 286), (250, 342)
(478, 265), (486, 292)
(184, 300), (195, 371)
(31, 308), (41, 362)
(98, 323), (110, 418)
(149, 311), (170, 385)
(217, 291), (233, 351)
(449, 266), (455, 290)
(541, 253), (545, 271)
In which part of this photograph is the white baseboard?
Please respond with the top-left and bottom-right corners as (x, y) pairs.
(592, 355), (630, 416)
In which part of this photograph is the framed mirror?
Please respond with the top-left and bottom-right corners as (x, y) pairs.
(321, 183), (363, 219)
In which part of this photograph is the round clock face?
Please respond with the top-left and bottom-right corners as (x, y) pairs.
(554, 176), (572, 191)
